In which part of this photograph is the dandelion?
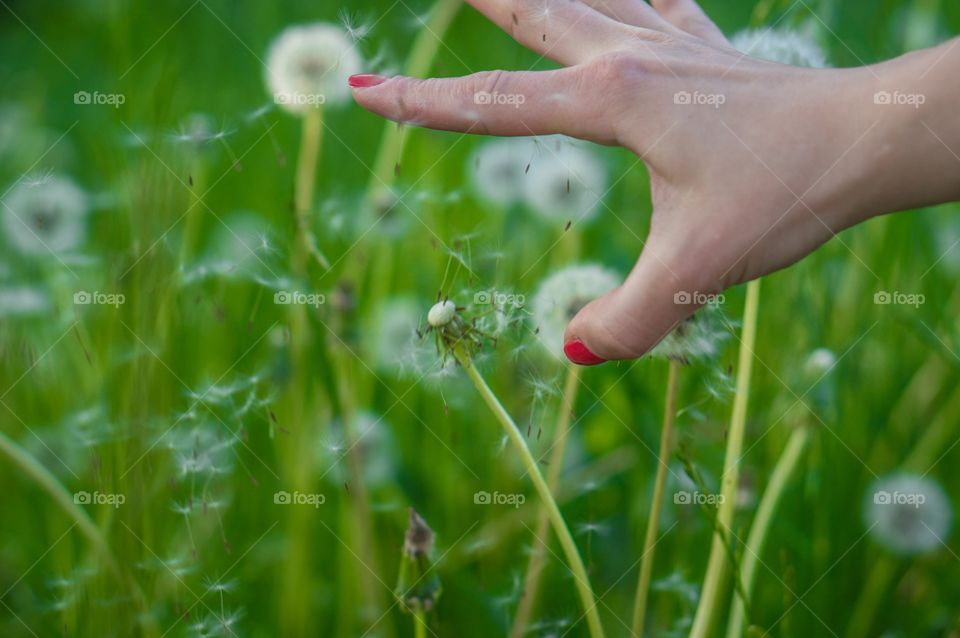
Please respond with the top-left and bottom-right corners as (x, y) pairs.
(320, 411), (396, 489)
(523, 137), (606, 225)
(396, 509), (442, 638)
(468, 138), (533, 208)
(731, 24), (828, 68)
(530, 263), (620, 357)
(438, 300), (606, 638)
(1, 175), (89, 256)
(265, 23), (362, 114)
(863, 472), (953, 555)
(650, 303), (728, 363)
(0, 286), (51, 317)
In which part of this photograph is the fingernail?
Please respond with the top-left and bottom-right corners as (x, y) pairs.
(563, 339), (607, 366)
(349, 74), (387, 88)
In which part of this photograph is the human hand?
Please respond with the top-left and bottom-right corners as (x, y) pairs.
(350, 0), (960, 364)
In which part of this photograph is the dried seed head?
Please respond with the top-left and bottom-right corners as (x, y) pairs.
(403, 508), (434, 558)
(427, 300), (456, 328)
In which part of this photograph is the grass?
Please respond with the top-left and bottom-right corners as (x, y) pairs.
(0, 0), (959, 637)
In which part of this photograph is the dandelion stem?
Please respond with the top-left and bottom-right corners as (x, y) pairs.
(725, 424), (811, 638)
(690, 279), (760, 638)
(453, 348), (606, 638)
(0, 431), (158, 637)
(631, 358), (681, 637)
(414, 610), (427, 638)
(294, 107), (330, 271)
(364, 0), (462, 205)
(509, 364), (581, 638)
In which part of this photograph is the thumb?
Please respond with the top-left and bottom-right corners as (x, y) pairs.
(562, 242), (706, 365)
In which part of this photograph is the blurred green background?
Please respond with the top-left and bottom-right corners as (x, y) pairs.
(1, 0), (959, 636)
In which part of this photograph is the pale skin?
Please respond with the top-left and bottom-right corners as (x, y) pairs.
(350, 0), (960, 365)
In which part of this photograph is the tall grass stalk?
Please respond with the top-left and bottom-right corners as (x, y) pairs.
(726, 424), (811, 638)
(631, 358), (681, 637)
(0, 431), (159, 637)
(690, 279), (761, 638)
(363, 0), (462, 206)
(509, 364), (581, 638)
(294, 106), (330, 271)
(452, 347), (606, 638)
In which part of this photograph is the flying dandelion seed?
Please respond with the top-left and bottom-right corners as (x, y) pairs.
(863, 472), (953, 555)
(530, 263), (620, 357)
(731, 24), (829, 67)
(1, 175), (89, 256)
(522, 137), (606, 225)
(265, 22), (362, 115)
(320, 411), (397, 489)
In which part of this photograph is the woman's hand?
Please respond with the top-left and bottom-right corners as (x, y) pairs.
(351, 0), (960, 364)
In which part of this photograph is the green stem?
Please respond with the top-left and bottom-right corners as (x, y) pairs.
(414, 610), (427, 638)
(509, 365), (581, 638)
(0, 431), (158, 637)
(363, 0), (462, 207)
(294, 107), (330, 271)
(453, 348), (605, 638)
(690, 279), (761, 638)
(726, 425), (811, 638)
(631, 358), (681, 637)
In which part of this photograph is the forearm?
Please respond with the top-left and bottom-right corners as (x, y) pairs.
(853, 38), (960, 221)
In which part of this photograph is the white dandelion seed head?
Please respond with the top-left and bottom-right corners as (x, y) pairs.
(523, 137), (606, 225)
(320, 411), (396, 489)
(427, 299), (456, 327)
(265, 23), (362, 114)
(650, 304), (727, 362)
(531, 263), (620, 357)
(731, 25), (829, 68)
(468, 138), (533, 208)
(1, 175), (89, 256)
(864, 472), (953, 555)
(804, 347), (837, 378)
(0, 286), (51, 317)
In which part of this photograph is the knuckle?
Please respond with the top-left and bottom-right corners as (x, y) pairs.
(588, 53), (644, 85)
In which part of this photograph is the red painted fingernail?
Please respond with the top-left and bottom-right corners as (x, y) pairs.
(563, 339), (607, 366)
(349, 74), (387, 88)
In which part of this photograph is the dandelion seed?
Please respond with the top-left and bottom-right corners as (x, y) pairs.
(265, 23), (362, 115)
(523, 137), (606, 224)
(1, 175), (89, 256)
(530, 264), (620, 357)
(863, 472), (952, 555)
(731, 24), (829, 68)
